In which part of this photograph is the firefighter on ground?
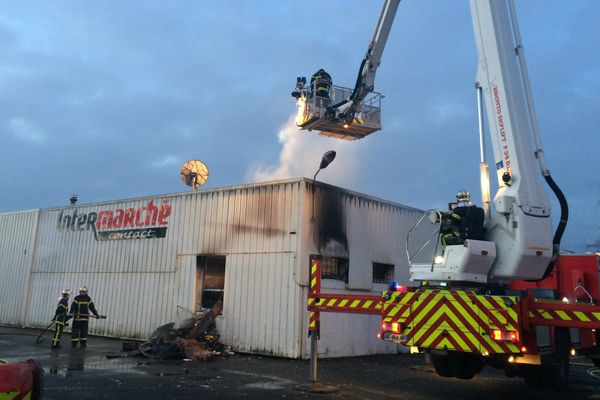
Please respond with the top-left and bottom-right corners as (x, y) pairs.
(51, 289), (71, 349)
(69, 286), (100, 348)
(310, 68), (332, 102)
(440, 190), (485, 253)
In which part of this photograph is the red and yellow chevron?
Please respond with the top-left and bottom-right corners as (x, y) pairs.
(383, 289), (521, 354)
(308, 258), (321, 332)
(526, 298), (600, 329)
(308, 293), (382, 315)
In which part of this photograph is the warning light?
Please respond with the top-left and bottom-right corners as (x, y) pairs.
(521, 346), (527, 353)
(391, 322), (400, 334)
(343, 123), (349, 129)
(491, 329), (520, 343)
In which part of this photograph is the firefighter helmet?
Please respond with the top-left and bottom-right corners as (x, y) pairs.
(456, 190), (471, 203)
(61, 289), (71, 297)
(79, 286), (88, 294)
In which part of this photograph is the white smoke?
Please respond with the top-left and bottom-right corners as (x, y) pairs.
(247, 114), (363, 187)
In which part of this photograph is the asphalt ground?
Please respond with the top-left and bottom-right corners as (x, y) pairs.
(1, 326), (599, 400)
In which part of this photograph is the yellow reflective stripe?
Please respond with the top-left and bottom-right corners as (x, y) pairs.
(339, 299), (349, 308)
(350, 300), (361, 308)
(555, 310), (570, 321)
(410, 298), (444, 344)
(310, 277), (317, 289)
(0, 391), (20, 400)
(362, 300), (373, 309)
(327, 299), (336, 307)
(573, 311), (590, 322)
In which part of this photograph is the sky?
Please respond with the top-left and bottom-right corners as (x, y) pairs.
(0, 1), (599, 252)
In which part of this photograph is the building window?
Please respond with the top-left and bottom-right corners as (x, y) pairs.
(196, 255), (226, 312)
(373, 263), (394, 284)
(321, 256), (349, 283)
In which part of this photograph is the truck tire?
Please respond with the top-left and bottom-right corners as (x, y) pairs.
(522, 365), (543, 389)
(430, 354), (453, 378)
(448, 352), (482, 380)
(542, 327), (570, 391)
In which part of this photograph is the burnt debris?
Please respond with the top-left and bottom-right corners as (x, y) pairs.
(107, 301), (232, 362)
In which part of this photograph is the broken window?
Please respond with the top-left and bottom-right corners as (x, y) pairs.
(321, 256), (349, 283)
(196, 255), (226, 312)
(372, 262), (394, 284)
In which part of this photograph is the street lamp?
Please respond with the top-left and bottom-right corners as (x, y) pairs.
(313, 150), (336, 181)
(312, 150), (336, 223)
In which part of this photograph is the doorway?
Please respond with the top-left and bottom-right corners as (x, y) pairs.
(195, 255), (226, 312)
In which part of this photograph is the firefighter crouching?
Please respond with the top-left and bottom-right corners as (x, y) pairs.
(51, 289), (71, 349)
(69, 286), (100, 348)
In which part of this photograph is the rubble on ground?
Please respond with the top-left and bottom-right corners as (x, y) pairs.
(107, 301), (233, 361)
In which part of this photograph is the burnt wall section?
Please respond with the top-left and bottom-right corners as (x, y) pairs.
(314, 185), (348, 259)
(307, 180), (424, 290)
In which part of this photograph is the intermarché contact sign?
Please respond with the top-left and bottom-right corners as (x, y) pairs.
(56, 200), (172, 241)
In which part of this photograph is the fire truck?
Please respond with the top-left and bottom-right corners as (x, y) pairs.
(295, 0), (600, 390)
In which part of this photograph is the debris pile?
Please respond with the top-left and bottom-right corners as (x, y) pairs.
(111, 301), (231, 361)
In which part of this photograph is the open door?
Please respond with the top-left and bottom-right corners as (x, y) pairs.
(195, 255), (226, 313)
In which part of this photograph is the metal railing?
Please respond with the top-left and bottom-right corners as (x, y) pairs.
(406, 209), (443, 270)
(305, 83), (382, 125)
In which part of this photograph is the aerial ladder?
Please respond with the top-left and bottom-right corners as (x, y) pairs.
(299, 0), (600, 390)
(291, 0), (399, 140)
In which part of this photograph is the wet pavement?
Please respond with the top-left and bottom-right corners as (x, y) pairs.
(1, 326), (599, 399)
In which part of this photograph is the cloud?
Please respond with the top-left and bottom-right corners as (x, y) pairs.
(7, 118), (46, 143)
(151, 155), (178, 169)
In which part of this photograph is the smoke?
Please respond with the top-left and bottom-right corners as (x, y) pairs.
(247, 114), (363, 187)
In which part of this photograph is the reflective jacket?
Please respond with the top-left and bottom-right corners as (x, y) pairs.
(69, 294), (99, 321)
(310, 70), (332, 98)
(53, 297), (69, 325)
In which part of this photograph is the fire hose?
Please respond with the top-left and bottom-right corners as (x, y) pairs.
(35, 314), (106, 344)
(35, 321), (56, 345)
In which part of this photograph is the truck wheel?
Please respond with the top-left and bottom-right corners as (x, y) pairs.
(430, 354), (453, 378)
(448, 353), (482, 380)
(542, 327), (570, 391)
(522, 365), (543, 389)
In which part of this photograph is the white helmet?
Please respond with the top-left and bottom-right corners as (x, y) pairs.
(61, 289), (71, 296)
(456, 190), (471, 203)
(79, 286), (88, 294)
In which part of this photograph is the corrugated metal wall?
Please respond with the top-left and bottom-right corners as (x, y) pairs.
(299, 182), (424, 358)
(0, 210), (39, 326)
(0, 179), (425, 358)
(18, 180), (305, 357)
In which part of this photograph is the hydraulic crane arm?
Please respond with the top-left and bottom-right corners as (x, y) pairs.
(470, 0), (560, 280)
(335, 0), (400, 123)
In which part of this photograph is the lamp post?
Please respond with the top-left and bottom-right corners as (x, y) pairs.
(309, 150), (336, 385)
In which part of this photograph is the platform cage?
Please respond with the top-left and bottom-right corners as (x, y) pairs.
(295, 84), (382, 140)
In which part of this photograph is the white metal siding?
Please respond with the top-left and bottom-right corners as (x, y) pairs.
(299, 182), (424, 358)
(15, 180), (304, 357)
(0, 210), (39, 326)
(0, 179), (425, 358)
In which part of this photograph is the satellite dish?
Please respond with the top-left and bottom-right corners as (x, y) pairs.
(180, 160), (209, 191)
